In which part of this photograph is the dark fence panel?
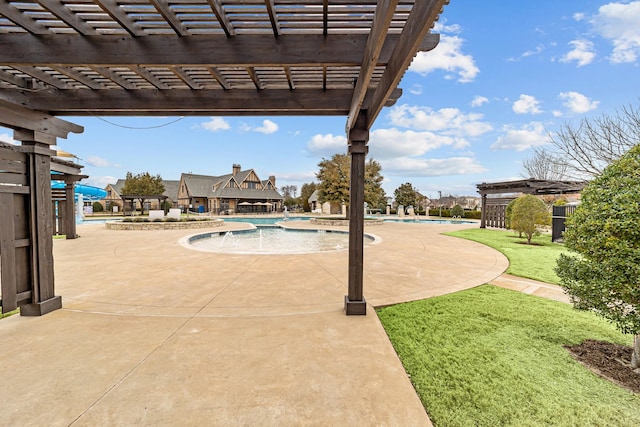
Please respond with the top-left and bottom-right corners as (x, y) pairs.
(552, 205), (577, 242)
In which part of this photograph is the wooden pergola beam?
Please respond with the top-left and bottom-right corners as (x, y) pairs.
(363, 0), (447, 129)
(346, 0), (399, 133)
(0, 88), (394, 116)
(0, 99), (83, 138)
(0, 34), (412, 67)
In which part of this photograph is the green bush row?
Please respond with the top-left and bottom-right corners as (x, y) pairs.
(428, 209), (481, 219)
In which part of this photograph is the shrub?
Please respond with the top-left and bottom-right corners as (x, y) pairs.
(510, 195), (551, 244)
(451, 204), (464, 217)
(92, 201), (104, 212)
(556, 144), (640, 368)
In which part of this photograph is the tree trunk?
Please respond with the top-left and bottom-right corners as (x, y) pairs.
(632, 334), (640, 369)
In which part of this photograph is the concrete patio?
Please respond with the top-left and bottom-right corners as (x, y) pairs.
(0, 220), (509, 426)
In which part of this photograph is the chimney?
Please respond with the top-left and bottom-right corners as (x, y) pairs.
(269, 175), (276, 187)
(232, 164), (241, 176)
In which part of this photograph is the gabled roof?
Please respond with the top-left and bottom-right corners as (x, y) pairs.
(182, 169), (283, 200)
(108, 178), (180, 200)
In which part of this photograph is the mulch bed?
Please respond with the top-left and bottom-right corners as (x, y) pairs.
(565, 340), (640, 394)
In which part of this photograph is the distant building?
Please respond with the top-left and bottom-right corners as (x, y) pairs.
(178, 164), (283, 214)
(103, 179), (179, 213)
(308, 190), (345, 215)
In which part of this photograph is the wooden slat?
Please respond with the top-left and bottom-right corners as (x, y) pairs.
(130, 66), (171, 90)
(0, 193), (18, 313)
(96, 0), (146, 37)
(265, 0), (281, 36)
(11, 66), (73, 89)
(0, 172), (30, 186)
(0, 1), (51, 35)
(206, 0), (236, 36)
(49, 66), (108, 90)
(91, 66), (137, 89)
(35, 0), (99, 35)
(170, 67), (202, 89)
(0, 69), (31, 89)
(0, 158), (28, 174)
(150, 0), (189, 36)
(0, 185), (30, 194)
(207, 67), (231, 90)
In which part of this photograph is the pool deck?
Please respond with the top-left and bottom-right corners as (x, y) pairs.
(0, 220), (516, 426)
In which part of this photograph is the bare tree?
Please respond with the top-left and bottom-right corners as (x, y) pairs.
(539, 102), (640, 180)
(521, 147), (569, 180)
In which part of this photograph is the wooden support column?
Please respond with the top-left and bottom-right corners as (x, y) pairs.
(63, 178), (78, 239)
(345, 116), (369, 316)
(14, 130), (62, 316)
(480, 193), (487, 228)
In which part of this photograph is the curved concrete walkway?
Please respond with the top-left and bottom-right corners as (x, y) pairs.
(0, 220), (508, 426)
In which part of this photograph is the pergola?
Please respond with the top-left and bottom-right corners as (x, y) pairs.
(477, 179), (586, 229)
(0, 0), (449, 316)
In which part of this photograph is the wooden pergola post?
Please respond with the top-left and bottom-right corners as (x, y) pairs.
(345, 115), (369, 316)
(480, 193), (487, 228)
(14, 130), (62, 316)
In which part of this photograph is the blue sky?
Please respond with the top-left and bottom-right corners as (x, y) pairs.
(2, 0), (640, 200)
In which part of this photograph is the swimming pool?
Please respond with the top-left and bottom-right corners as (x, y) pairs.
(221, 216), (311, 225)
(184, 226), (376, 254)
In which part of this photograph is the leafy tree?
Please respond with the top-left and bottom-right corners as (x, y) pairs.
(316, 154), (386, 215)
(556, 145), (640, 369)
(451, 204), (464, 218)
(92, 201), (104, 213)
(121, 171), (165, 214)
(364, 158), (386, 210)
(299, 182), (317, 212)
(394, 182), (418, 209)
(509, 194), (551, 244)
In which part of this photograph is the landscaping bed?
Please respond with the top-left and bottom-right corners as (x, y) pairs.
(106, 218), (224, 230)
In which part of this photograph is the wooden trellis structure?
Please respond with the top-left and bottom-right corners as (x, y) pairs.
(0, 0), (450, 316)
(477, 179), (586, 229)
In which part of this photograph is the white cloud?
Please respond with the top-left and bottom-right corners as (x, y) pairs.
(0, 133), (16, 144)
(591, 1), (640, 63)
(574, 12), (586, 22)
(254, 119), (279, 134)
(558, 91), (599, 113)
(560, 39), (596, 67)
(306, 133), (347, 157)
(201, 117), (230, 132)
(471, 96), (489, 107)
(380, 157), (487, 177)
(409, 84), (423, 95)
(491, 122), (549, 152)
(512, 94), (543, 115)
(84, 175), (118, 188)
(522, 45), (545, 58)
(410, 34), (479, 83)
(387, 105), (493, 137)
(369, 128), (460, 160)
(85, 156), (120, 168)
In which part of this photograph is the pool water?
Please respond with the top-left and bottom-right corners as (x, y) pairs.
(222, 216), (310, 225)
(186, 227), (373, 254)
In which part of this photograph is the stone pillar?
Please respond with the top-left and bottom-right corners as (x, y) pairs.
(14, 130), (62, 316)
(345, 118), (369, 316)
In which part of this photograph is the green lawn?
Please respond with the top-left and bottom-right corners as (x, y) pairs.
(377, 285), (640, 427)
(445, 228), (566, 284)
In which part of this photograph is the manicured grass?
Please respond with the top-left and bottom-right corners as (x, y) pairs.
(445, 228), (566, 284)
(377, 285), (640, 427)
